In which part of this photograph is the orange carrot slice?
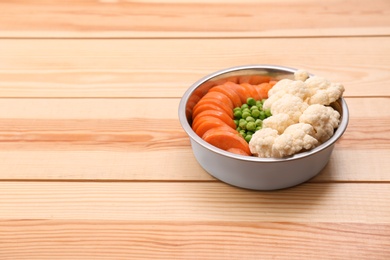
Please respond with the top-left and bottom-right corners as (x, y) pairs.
(209, 85), (242, 108)
(192, 102), (233, 119)
(193, 110), (236, 129)
(195, 120), (237, 137)
(192, 116), (221, 133)
(240, 83), (261, 101)
(254, 83), (273, 99)
(193, 98), (233, 119)
(202, 91), (234, 109)
(269, 80), (278, 87)
(223, 81), (251, 104)
(239, 75), (272, 85)
(203, 128), (251, 155)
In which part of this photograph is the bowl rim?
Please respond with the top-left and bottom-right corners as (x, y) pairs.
(178, 64), (349, 163)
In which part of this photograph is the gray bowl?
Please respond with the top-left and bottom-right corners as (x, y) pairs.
(178, 65), (349, 190)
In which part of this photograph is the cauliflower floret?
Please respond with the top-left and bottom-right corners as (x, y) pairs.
(262, 113), (295, 134)
(299, 104), (341, 143)
(267, 79), (294, 97)
(249, 123), (319, 158)
(305, 76), (345, 105)
(264, 80), (310, 110)
(294, 70), (309, 81)
(270, 94), (309, 122)
(272, 123), (319, 158)
(249, 128), (279, 158)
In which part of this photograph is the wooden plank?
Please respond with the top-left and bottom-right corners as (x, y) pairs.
(0, 148), (388, 182)
(0, 0), (389, 38)
(0, 97), (388, 182)
(0, 220), (389, 260)
(0, 38), (390, 98)
(0, 182), (389, 223)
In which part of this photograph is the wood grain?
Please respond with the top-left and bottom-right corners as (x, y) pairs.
(1, 1), (389, 259)
(1, 182), (390, 223)
(1, 38), (390, 98)
(0, 0), (389, 38)
(1, 220), (389, 260)
(0, 98), (388, 181)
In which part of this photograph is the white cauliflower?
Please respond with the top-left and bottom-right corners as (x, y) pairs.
(272, 123), (319, 158)
(264, 80), (310, 110)
(249, 123), (319, 158)
(270, 94), (309, 123)
(305, 76), (345, 105)
(294, 69), (309, 81)
(249, 128), (279, 158)
(262, 113), (295, 134)
(249, 70), (345, 158)
(267, 79), (294, 97)
(299, 104), (341, 143)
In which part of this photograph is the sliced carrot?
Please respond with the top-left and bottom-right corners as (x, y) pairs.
(239, 75), (272, 85)
(223, 81), (251, 104)
(192, 116), (236, 135)
(195, 118), (237, 137)
(192, 116), (221, 133)
(193, 110), (236, 129)
(193, 98), (233, 120)
(202, 91), (234, 109)
(225, 76), (240, 84)
(186, 94), (201, 116)
(227, 147), (250, 156)
(240, 83), (261, 101)
(192, 102), (233, 119)
(209, 85), (242, 108)
(212, 76), (240, 86)
(203, 128), (251, 155)
(193, 81), (215, 98)
(254, 83), (273, 99)
(269, 80), (278, 87)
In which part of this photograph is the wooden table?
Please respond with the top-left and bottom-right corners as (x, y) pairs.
(1, 1), (389, 259)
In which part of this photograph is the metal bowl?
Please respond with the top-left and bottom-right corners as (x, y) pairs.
(178, 65), (349, 190)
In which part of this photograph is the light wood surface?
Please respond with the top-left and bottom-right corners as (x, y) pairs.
(1, 38), (390, 97)
(1, 0), (389, 38)
(1, 1), (389, 259)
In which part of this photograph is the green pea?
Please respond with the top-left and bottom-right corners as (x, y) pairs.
(256, 103), (263, 110)
(241, 104), (249, 109)
(259, 111), (266, 120)
(246, 122), (256, 131)
(242, 111), (251, 119)
(234, 119), (239, 126)
(239, 120), (247, 130)
(236, 126), (242, 132)
(234, 110), (242, 119)
(256, 126), (262, 131)
(256, 100), (262, 107)
(245, 134), (252, 143)
(251, 109), (260, 118)
(242, 108), (250, 114)
(250, 105), (258, 111)
(261, 99), (267, 104)
(255, 119), (262, 127)
(246, 116), (255, 122)
(246, 131), (254, 136)
(233, 107), (241, 113)
(239, 131), (246, 138)
(247, 98), (256, 107)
